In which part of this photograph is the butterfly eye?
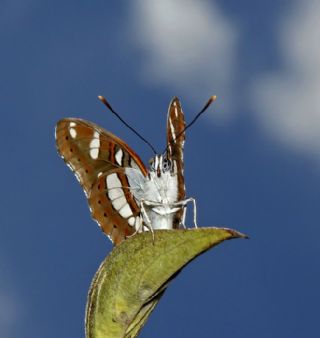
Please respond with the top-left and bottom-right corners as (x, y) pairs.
(162, 158), (172, 172)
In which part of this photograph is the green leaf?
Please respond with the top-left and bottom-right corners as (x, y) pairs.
(85, 227), (247, 338)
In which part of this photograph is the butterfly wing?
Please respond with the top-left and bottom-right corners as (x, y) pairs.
(89, 168), (143, 245)
(166, 97), (186, 227)
(55, 118), (147, 244)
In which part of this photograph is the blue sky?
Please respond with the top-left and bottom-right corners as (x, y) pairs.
(1, 0), (319, 337)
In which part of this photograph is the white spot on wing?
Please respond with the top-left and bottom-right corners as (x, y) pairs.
(174, 106), (178, 117)
(115, 149), (123, 166)
(106, 173), (119, 188)
(119, 203), (133, 218)
(128, 217), (135, 226)
(112, 196), (127, 210)
(106, 174), (123, 200)
(94, 219), (102, 228)
(74, 171), (85, 194)
(106, 174), (132, 212)
(169, 118), (176, 140)
(89, 131), (100, 159)
(108, 188), (123, 201)
(69, 128), (77, 139)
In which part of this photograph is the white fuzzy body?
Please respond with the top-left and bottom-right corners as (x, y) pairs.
(125, 165), (179, 230)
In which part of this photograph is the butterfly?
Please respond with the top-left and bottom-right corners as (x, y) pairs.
(55, 96), (215, 245)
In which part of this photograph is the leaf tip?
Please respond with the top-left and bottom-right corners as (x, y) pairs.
(224, 228), (249, 239)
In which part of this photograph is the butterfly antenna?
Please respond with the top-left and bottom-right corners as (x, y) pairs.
(180, 95), (217, 137)
(98, 96), (157, 154)
(163, 95), (217, 154)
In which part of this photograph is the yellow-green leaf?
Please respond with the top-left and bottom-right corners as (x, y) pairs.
(85, 227), (247, 338)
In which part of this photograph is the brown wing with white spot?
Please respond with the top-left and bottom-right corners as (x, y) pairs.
(89, 169), (142, 245)
(166, 97), (186, 226)
(55, 118), (147, 245)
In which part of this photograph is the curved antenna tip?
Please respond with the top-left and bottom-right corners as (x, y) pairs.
(98, 95), (114, 111)
(98, 95), (107, 103)
(207, 95), (217, 106)
(201, 95), (217, 112)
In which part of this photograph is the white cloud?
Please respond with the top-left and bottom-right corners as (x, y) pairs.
(252, 1), (320, 159)
(129, 0), (238, 118)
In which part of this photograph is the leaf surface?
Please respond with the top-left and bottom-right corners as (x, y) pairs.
(85, 227), (247, 338)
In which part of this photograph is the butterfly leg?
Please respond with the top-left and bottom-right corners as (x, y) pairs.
(140, 199), (155, 242)
(188, 197), (198, 228)
(180, 206), (187, 229)
(172, 197), (198, 228)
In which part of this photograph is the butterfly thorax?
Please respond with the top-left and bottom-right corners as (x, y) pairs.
(145, 154), (180, 229)
(125, 154), (180, 230)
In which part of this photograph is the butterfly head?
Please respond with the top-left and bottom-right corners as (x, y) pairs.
(149, 154), (174, 178)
